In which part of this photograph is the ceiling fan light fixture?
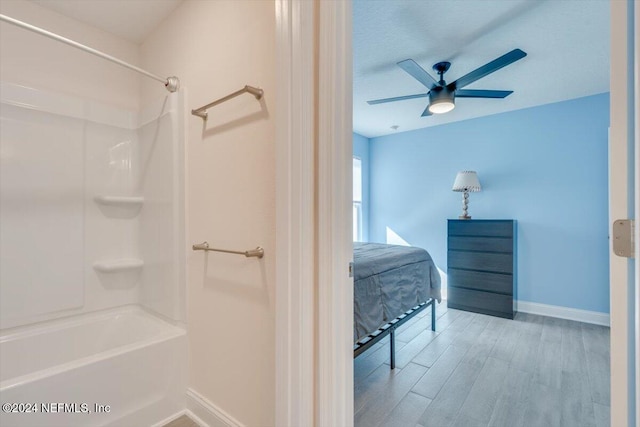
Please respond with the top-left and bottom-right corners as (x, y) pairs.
(368, 49), (526, 117)
(428, 87), (455, 114)
(428, 99), (455, 114)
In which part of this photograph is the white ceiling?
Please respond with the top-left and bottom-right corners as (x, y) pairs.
(31, 0), (183, 44)
(354, 0), (610, 138)
(26, 0), (609, 136)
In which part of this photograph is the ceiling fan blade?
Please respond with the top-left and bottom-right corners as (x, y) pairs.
(455, 89), (513, 98)
(367, 92), (429, 105)
(397, 59), (441, 89)
(421, 105), (433, 117)
(449, 49), (527, 90)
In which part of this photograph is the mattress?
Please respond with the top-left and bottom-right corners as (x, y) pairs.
(353, 242), (441, 342)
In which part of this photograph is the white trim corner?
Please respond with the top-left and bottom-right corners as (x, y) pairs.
(186, 388), (244, 427)
(150, 410), (189, 427)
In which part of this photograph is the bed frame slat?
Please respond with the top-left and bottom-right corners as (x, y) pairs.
(353, 299), (436, 369)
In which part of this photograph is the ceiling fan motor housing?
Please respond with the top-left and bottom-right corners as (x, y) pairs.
(429, 86), (455, 113)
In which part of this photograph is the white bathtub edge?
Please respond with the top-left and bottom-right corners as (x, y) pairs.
(186, 388), (245, 427)
(0, 305), (185, 391)
(1, 330), (184, 391)
(0, 304), (178, 343)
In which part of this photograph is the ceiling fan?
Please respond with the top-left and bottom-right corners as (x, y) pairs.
(367, 48), (527, 116)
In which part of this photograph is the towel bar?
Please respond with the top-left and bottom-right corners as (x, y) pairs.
(192, 241), (264, 258)
(191, 85), (263, 121)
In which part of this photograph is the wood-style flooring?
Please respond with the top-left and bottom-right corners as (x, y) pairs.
(354, 302), (610, 427)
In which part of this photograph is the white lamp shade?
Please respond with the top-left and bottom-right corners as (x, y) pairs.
(452, 171), (481, 192)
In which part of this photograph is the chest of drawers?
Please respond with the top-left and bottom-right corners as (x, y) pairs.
(447, 219), (517, 319)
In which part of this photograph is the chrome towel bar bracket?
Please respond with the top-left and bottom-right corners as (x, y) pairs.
(192, 241), (264, 259)
(191, 85), (264, 121)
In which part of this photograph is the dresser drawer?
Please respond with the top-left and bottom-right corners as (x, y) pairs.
(448, 236), (513, 253)
(447, 219), (517, 319)
(448, 251), (513, 274)
(447, 287), (513, 319)
(448, 269), (513, 295)
(448, 220), (513, 238)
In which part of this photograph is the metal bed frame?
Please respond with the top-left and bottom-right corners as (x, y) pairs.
(354, 298), (436, 369)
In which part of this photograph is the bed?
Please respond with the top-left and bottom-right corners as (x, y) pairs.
(353, 242), (441, 369)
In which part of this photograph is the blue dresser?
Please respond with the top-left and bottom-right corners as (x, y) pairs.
(447, 219), (517, 319)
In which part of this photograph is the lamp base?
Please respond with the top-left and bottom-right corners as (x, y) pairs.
(459, 191), (472, 220)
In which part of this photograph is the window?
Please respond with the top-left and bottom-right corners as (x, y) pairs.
(353, 157), (362, 242)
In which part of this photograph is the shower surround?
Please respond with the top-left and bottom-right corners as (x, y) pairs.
(0, 82), (186, 426)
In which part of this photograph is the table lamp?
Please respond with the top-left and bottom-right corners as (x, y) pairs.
(452, 171), (481, 219)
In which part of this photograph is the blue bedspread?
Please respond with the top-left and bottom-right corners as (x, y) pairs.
(353, 242), (441, 342)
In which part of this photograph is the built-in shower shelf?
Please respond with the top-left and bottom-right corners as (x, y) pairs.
(93, 259), (144, 273)
(94, 195), (144, 207)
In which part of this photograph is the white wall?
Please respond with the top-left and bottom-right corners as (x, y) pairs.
(140, 1), (276, 425)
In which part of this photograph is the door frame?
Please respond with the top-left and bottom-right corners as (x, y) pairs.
(610, 1), (637, 426)
(274, 1), (316, 426)
(635, 2), (639, 425)
(274, 1), (353, 426)
(276, 0), (635, 425)
(316, 1), (354, 425)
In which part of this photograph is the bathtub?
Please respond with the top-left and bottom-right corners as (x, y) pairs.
(0, 306), (186, 427)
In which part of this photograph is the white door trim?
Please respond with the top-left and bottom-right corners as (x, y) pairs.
(317, 1), (354, 426)
(275, 1), (353, 425)
(635, 2), (639, 424)
(610, 1), (635, 426)
(274, 1), (316, 426)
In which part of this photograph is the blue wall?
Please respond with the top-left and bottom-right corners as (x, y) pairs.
(368, 93), (610, 314)
(353, 132), (370, 241)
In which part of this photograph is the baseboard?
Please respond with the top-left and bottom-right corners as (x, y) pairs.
(516, 300), (609, 326)
(151, 410), (189, 427)
(186, 388), (245, 427)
